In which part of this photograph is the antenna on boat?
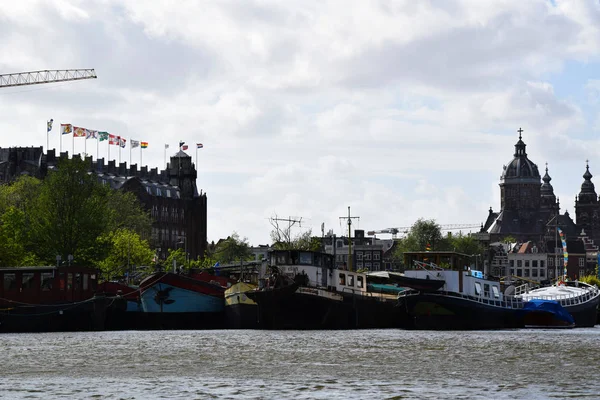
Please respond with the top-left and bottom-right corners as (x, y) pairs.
(339, 206), (360, 272)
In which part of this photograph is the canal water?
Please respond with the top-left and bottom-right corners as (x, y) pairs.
(1, 328), (599, 399)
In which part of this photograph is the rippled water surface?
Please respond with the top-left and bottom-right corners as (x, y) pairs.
(1, 328), (600, 399)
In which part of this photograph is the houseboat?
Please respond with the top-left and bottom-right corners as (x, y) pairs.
(245, 250), (405, 329)
(0, 266), (109, 333)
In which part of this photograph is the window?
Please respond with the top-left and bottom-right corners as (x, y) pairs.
(365, 262), (372, 270)
(22, 273), (35, 289)
(525, 260), (530, 267)
(347, 275), (354, 287)
(67, 273), (73, 290)
(532, 269), (538, 277)
(83, 274), (89, 291)
(41, 273), (53, 291)
(540, 269), (545, 277)
(509, 260), (514, 267)
(59, 273), (66, 291)
(510, 268), (515, 275)
(474, 282), (482, 296)
(484, 283), (490, 297)
(299, 252), (312, 265)
(549, 258), (554, 267)
(540, 260), (545, 269)
(524, 269), (530, 277)
(365, 253), (371, 261)
(579, 258), (584, 267)
(3, 273), (16, 290)
(356, 252), (363, 261)
(492, 286), (500, 299)
(579, 268), (585, 279)
(356, 261), (363, 269)
(357, 276), (364, 288)
(373, 253), (380, 261)
(339, 273), (346, 286)
(517, 260), (522, 267)
(373, 262), (380, 271)
(532, 260), (538, 268)
(517, 269), (522, 276)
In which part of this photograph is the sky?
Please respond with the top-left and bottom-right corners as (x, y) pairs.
(1, 0), (600, 246)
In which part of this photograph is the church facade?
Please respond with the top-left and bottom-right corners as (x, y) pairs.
(481, 129), (600, 253)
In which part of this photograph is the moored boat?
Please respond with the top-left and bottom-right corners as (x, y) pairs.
(225, 281), (259, 329)
(519, 299), (575, 329)
(0, 266), (109, 333)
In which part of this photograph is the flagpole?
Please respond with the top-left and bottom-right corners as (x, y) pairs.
(84, 136), (87, 158)
(72, 132), (74, 157)
(196, 146), (198, 170)
(60, 130), (62, 154)
(164, 145), (166, 169)
(97, 136), (99, 160)
(140, 146), (143, 167)
(108, 140), (110, 162)
(46, 120), (49, 153)
(129, 139), (132, 167)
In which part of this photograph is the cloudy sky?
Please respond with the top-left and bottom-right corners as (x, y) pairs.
(1, 1), (600, 245)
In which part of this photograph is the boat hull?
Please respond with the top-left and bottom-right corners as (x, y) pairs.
(0, 296), (109, 333)
(225, 282), (259, 329)
(398, 292), (522, 330)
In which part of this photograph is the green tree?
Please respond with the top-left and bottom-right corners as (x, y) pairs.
(96, 229), (154, 280)
(28, 157), (111, 265)
(106, 190), (152, 239)
(272, 229), (322, 251)
(394, 219), (444, 257)
(0, 207), (39, 267)
(165, 248), (187, 271)
(214, 232), (253, 264)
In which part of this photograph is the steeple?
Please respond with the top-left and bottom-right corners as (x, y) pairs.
(578, 160), (597, 203)
(540, 162), (557, 210)
(514, 127), (526, 157)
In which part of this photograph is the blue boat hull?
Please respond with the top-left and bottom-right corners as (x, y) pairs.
(141, 283), (224, 313)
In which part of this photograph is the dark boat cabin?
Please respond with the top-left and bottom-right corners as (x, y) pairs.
(0, 266), (98, 306)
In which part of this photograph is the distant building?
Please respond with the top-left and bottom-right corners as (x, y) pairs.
(0, 146), (207, 261)
(321, 230), (395, 271)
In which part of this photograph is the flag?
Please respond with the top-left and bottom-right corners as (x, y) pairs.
(182, 145), (189, 150)
(109, 134), (119, 145)
(86, 129), (98, 139)
(426, 242), (432, 251)
(131, 140), (140, 148)
(73, 126), (86, 137)
(60, 124), (72, 135)
(165, 144), (169, 149)
(98, 131), (109, 141)
(47, 119), (53, 133)
(119, 137), (127, 148)
(179, 141), (185, 149)
(197, 143), (203, 149)
(141, 141), (148, 149)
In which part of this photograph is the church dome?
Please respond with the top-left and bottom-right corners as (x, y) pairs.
(500, 131), (540, 183)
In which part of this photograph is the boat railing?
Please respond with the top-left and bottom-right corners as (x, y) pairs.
(520, 285), (600, 306)
(513, 283), (531, 296)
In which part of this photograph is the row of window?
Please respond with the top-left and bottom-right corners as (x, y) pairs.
(151, 205), (185, 222)
(338, 273), (364, 289)
(2, 272), (92, 292)
(510, 268), (546, 278)
(355, 261), (381, 271)
(356, 252), (380, 261)
(509, 260), (546, 268)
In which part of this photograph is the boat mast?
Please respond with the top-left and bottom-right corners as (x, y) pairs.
(339, 206), (359, 271)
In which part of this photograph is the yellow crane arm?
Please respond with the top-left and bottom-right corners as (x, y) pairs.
(0, 69), (97, 88)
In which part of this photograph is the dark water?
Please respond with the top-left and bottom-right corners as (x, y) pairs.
(1, 328), (600, 399)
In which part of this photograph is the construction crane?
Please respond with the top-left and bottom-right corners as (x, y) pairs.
(0, 69), (97, 88)
(367, 224), (482, 239)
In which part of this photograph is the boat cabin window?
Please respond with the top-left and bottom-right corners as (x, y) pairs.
(483, 283), (490, 298)
(22, 273), (35, 290)
(339, 273), (346, 286)
(492, 285), (500, 299)
(74, 273), (81, 291)
(357, 276), (364, 288)
(59, 273), (66, 291)
(299, 252), (312, 265)
(474, 282), (482, 296)
(276, 253), (288, 265)
(41, 273), (53, 291)
(83, 274), (89, 291)
(67, 273), (73, 290)
(3, 273), (16, 290)
(347, 275), (354, 287)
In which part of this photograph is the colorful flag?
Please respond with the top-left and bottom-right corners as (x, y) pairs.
(119, 137), (126, 148)
(182, 145), (189, 150)
(73, 126), (86, 137)
(141, 141), (148, 149)
(86, 129), (98, 139)
(47, 119), (53, 133)
(109, 134), (119, 145)
(60, 124), (72, 135)
(130, 140), (140, 148)
(197, 143), (203, 149)
(98, 131), (109, 141)
(426, 243), (432, 251)
(165, 144), (169, 149)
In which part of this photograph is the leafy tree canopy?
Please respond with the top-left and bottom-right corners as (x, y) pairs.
(214, 232), (253, 264)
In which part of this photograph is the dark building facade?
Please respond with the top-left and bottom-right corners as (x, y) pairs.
(0, 147), (207, 261)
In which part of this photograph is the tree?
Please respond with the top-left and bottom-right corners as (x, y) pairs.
(394, 219), (444, 257)
(28, 157), (111, 265)
(214, 232), (253, 264)
(96, 229), (154, 280)
(105, 190), (152, 239)
(272, 229), (322, 251)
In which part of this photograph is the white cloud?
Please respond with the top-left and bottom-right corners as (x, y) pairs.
(1, 1), (600, 244)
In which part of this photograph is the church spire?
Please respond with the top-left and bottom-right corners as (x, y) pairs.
(513, 127), (526, 157)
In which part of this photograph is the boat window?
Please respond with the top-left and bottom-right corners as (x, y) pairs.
(41, 273), (53, 291)
(83, 274), (89, 291)
(492, 285), (500, 299)
(74, 273), (81, 291)
(3, 273), (16, 290)
(299, 252), (312, 265)
(276, 253), (287, 265)
(59, 273), (66, 291)
(347, 275), (354, 287)
(67, 273), (73, 290)
(357, 276), (364, 288)
(483, 283), (490, 298)
(474, 282), (482, 296)
(22, 273), (35, 289)
(339, 273), (346, 286)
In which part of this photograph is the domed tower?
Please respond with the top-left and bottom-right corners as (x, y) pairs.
(540, 163), (558, 211)
(499, 130), (541, 220)
(575, 161), (600, 238)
